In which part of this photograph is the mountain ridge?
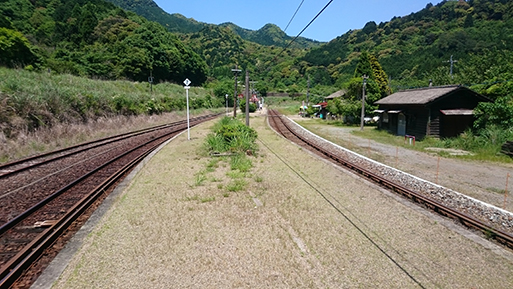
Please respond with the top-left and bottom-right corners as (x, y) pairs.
(103, 0), (322, 48)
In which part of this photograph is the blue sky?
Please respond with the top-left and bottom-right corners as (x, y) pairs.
(153, 0), (438, 42)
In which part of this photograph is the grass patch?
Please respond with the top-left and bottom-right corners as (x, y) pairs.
(487, 187), (507, 195)
(195, 117), (259, 195)
(301, 119), (513, 164)
(204, 117), (258, 154)
(185, 195), (200, 202)
(200, 196), (216, 203)
(226, 179), (248, 192)
(194, 172), (207, 186)
(226, 170), (246, 179)
(206, 158), (221, 172)
(230, 154), (252, 172)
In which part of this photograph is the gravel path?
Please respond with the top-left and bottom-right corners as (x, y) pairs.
(46, 112), (513, 288)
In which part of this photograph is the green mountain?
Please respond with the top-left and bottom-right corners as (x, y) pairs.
(103, 0), (206, 33)
(302, 0), (513, 87)
(103, 0), (322, 48)
(219, 22), (321, 49)
(0, 0), (208, 84)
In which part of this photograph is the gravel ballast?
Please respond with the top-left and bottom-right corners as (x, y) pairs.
(48, 112), (513, 288)
(282, 116), (513, 236)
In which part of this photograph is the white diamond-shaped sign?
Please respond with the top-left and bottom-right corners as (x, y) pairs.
(184, 78), (191, 86)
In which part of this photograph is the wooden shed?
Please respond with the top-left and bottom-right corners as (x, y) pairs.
(374, 86), (490, 139)
(324, 89), (347, 101)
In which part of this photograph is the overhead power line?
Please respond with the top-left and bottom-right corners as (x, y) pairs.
(284, 0), (305, 32)
(274, 0), (334, 61)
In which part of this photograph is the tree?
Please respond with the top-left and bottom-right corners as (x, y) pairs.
(474, 96), (513, 131)
(354, 51), (373, 79)
(0, 27), (38, 67)
(362, 21), (377, 35)
(369, 54), (390, 97)
(354, 51), (390, 98)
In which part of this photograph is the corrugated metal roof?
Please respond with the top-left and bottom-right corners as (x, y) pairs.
(375, 86), (460, 105)
(325, 90), (347, 99)
(440, 109), (474, 116)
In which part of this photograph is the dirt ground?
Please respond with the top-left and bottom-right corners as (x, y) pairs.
(45, 110), (513, 289)
(292, 115), (513, 214)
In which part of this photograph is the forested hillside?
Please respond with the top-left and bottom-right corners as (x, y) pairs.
(104, 0), (322, 49)
(303, 0), (513, 88)
(104, 0), (206, 33)
(0, 0), (208, 84)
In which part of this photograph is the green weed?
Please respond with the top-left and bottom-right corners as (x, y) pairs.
(194, 172), (207, 186)
(226, 179), (248, 192)
(200, 196), (216, 203)
(230, 154), (253, 172)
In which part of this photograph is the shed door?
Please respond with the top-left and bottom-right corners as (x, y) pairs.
(398, 113), (406, 136)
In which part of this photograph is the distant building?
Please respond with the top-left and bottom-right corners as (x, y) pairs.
(266, 92), (290, 97)
(324, 90), (347, 101)
(374, 86), (491, 139)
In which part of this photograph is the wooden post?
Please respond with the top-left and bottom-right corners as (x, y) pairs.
(504, 173), (510, 209)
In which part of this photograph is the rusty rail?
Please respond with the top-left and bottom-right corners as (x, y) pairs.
(268, 109), (513, 250)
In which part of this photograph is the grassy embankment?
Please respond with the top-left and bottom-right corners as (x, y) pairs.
(0, 67), (220, 163)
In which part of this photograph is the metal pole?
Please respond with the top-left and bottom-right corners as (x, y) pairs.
(225, 94), (228, 115)
(360, 75), (368, 131)
(148, 70), (154, 93)
(450, 55), (453, 78)
(231, 66), (241, 118)
(186, 88), (190, 140)
(183, 78), (191, 140)
(245, 70), (250, 126)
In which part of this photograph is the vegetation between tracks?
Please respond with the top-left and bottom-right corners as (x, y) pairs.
(197, 117), (259, 195)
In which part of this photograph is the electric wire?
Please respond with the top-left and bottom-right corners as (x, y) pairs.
(274, 0), (334, 61)
(258, 116), (427, 288)
(284, 0), (305, 32)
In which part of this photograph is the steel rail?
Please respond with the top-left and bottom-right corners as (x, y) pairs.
(0, 115), (215, 235)
(0, 134), (163, 288)
(0, 113), (219, 288)
(268, 110), (513, 250)
(0, 118), (198, 179)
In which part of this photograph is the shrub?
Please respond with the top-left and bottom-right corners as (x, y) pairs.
(204, 117), (258, 154)
(239, 102), (257, 113)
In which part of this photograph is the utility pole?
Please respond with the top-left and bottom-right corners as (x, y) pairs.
(446, 55), (458, 79)
(231, 66), (241, 118)
(148, 70), (154, 93)
(245, 70), (250, 126)
(225, 94), (228, 115)
(360, 75), (368, 131)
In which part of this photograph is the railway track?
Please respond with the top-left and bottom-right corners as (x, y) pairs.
(0, 114), (219, 288)
(268, 109), (513, 250)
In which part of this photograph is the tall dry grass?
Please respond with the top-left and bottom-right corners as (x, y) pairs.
(0, 67), (222, 163)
